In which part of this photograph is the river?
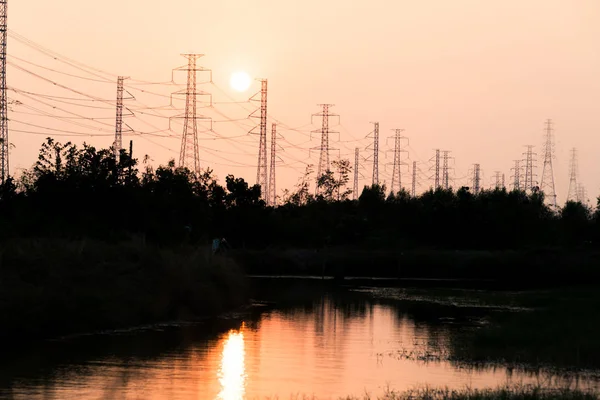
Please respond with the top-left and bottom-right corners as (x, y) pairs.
(0, 279), (597, 399)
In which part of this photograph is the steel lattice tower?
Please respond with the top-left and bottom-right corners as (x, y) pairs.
(113, 76), (126, 160)
(255, 79), (268, 196)
(433, 149), (440, 189)
(493, 171), (502, 189)
(511, 160), (522, 191)
(577, 184), (587, 204)
(268, 123), (277, 206)
(502, 173), (505, 190)
(0, 0), (8, 183)
(353, 147), (359, 200)
(176, 54), (212, 175)
(311, 104), (339, 182)
(367, 122), (380, 186)
(473, 164), (481, 194)
(540, 119), (558, 208)
(567, 148), (578, 203)
(523, 145), (537, 192)
(442, 150), (451, 189)
(387, 129), (407, 194)
(411, 161), (417, 197)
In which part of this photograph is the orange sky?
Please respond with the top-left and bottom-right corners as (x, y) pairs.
(8, 1), (600, 204)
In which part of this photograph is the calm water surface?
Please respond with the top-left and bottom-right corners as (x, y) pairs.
(0, 283), (596, 399)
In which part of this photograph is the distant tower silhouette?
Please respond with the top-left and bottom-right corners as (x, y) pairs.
(540, 119), (558, 208)
(175, 54), (212, 175)
(567, 148), (579, 203)
(411, 161), (417, 197)
(502, 173), (505, 190)
(442, 150), (452, 189)
(473, 164), (481, 194)
(523, 145), (537, 193)
(577, 184), (587, 205)
(386, 129), (408, 194)
(431, 149), (441, 189)
(493, 171), (502, 189)
(311, 104), (339, 186)
(511, 160), (522, 191)
(250, 79), (268, 198)
(113, 76), (130, 160)
(268, 123), (277, 206)
(353, 147), (360, 200)
(367, 122), (380, 186)
(0, 0), (8, 183)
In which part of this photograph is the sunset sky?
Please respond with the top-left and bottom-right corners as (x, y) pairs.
(8, 0), (600, 204)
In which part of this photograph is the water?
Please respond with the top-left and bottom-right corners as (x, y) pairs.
(0, 282), (597, 399)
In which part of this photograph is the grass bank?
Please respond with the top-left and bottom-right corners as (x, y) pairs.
(339, 385), (598, 399)
(234, 247), (600, 286)
(0, 237), (249, 341)
(448, 288), (600, 370)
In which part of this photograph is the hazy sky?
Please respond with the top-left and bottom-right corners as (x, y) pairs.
(8, 0), (600, 203)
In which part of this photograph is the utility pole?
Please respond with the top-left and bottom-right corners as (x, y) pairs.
(0, 0), (8, 183)
(386, 129), (408, 194)
(540, 119), (557, 208)
(250, 79), (268, 198)
(353, 147), (359, 200)
(268, 123), (277, 206)
(473, 164), (481, 194)
(411, 161), (417, 197)
(174, 54), (212, 175)
(523, 145), (537, 193)
(567, 148), (578, 203)
(366, 122), (379, 186)
(311, 104), (339, 186)
(511, 160), (522, 191)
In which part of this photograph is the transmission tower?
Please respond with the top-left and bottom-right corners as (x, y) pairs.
(268, 123), (277, 206)
(523, 145), (537, 192)
(502, 173), (505, 190)
(577, 184), (587, 205)
(0, 0), (8, 183)
(250, 79), (268, 197)
(113, 76), (132, 160)
(567, 148), (579, 203)
(311, 104), (339, 183)
(366, 122), (379, 186)
(540, 119), (557, 208)
(386, 129), (408, 194)
(411, 161), (417, 197)
(511, 160), (522, 191)
(442, 150), (452, 189)
(493, 171), (502, 189)
(472, 164), (481, 194)
(353, 147), (360, 200)
(174, 54), (212, 175)
(430, 149), (440, 189)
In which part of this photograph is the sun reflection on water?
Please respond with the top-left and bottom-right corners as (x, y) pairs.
(217, 327), (246, 400)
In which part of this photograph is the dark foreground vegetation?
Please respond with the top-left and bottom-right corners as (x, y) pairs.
(339, 386), (599, 400)
(0, 238), (248, 341)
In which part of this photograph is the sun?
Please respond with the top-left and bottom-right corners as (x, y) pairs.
(230, 71), (252, 92)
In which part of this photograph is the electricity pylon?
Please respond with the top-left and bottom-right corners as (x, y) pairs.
(411, 161), (417, 197)
(540, 119), (557, 208)
(567, 148), (579, 203)
(0, 0), (8, 183)
(250, 79), (268, 198)
(172, 54), (212, 175)
(311, 104), (339, 188)
(511, 160), (522, 191)
(472, 164), (481, 194)
(353, 147), (360, 200)
(268, 123), (277, 206)
(386, 129), (408, 194)
(442, 150), (453, 189)
(430, 149), (441, 189)
(523, 145), (537, 193)
(366, 122), (379, 186)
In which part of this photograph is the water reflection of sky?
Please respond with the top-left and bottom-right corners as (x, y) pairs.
(2, 296), (599, 399)
(217, 328), (246, 400)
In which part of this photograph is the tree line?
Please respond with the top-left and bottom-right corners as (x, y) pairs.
(0, 138), (596, 250)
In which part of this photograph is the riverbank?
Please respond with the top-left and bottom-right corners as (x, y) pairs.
(233, 247), (600, 287)
(0, 238), (249, 341)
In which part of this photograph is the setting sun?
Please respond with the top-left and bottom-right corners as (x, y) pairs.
(230, 71), (251, 92)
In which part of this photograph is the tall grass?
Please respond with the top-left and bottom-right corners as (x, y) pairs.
(0, 237), (248, 340)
